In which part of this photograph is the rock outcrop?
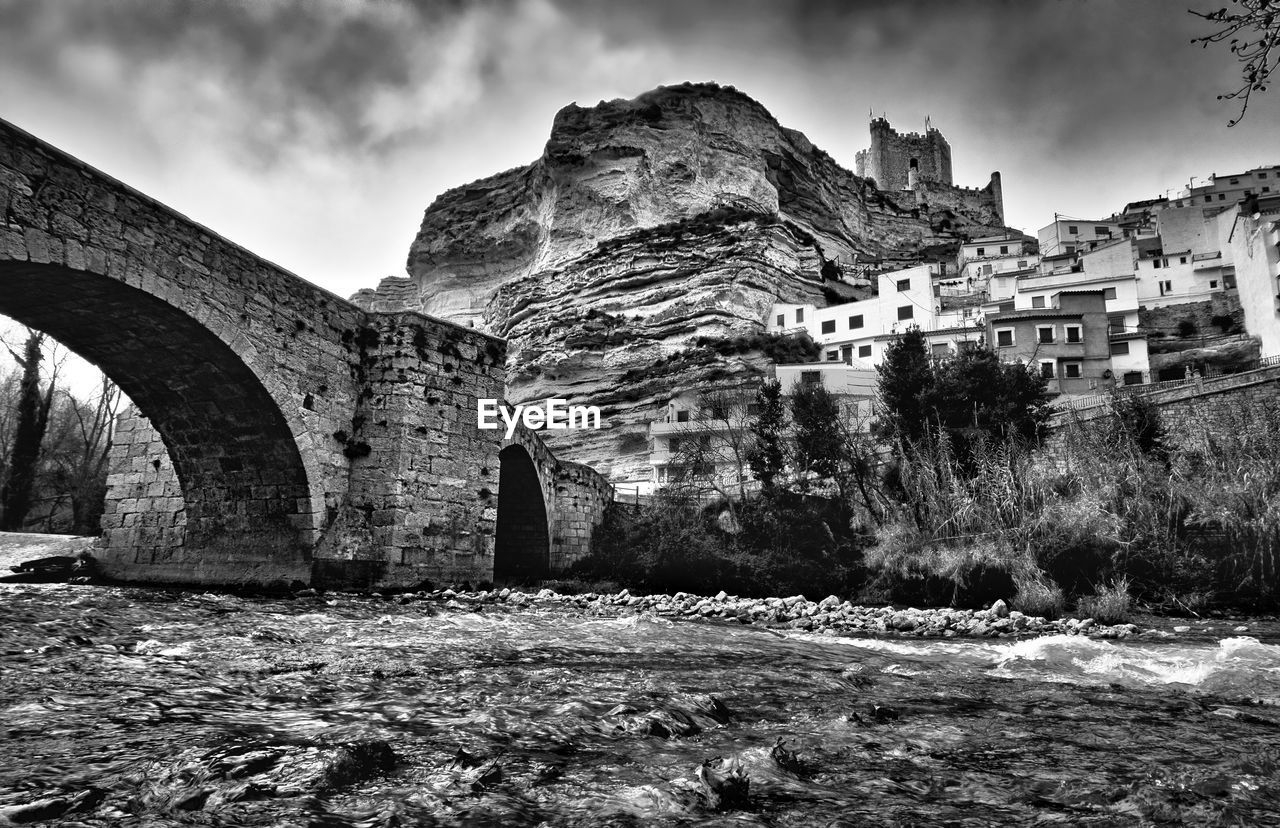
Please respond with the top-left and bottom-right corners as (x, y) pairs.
(352, 82), (1017, 481)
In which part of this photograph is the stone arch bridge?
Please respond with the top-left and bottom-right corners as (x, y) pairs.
(0, 118), (610, 589)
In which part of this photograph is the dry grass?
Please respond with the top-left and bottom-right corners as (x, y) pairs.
(1013, 575), (1066, 620)
(1076, 577), (1133, 625)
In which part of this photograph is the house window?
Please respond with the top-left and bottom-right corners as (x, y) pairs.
(1110, 341), (1130, 355)
(1210, 280), (1219, 289)
(1063, 362), (1082, 378)
(1037, 325), (1055, 344)
(1039, 361), (1055, 379)
(996, 328), (1015, 347)
(1205, 196), (1213, 204)
(826, 350), (840, 361)
(1123, 371), (1144, 385)
(976, 247), (985, 256)
(1261, 173), (1268, 179)
(897, 305), (913, 320)
(796, 308), (804, 323)
(1180, 256), (1188, 264)
(849, 314), (864, 329)
(1000, 245), (1009, 254)
(675, 410), (690, 423)
(1103, 287), (1117, 300)
(896, 278), (911, 291)
(1218, 194), (1226, 201)
(1017, 260), (1028, 268)
(1108, 314), (1126, 332)
(1265, 187), (1272, 193)
(841, 345), (853, 363)
(1065, 325), (1082, 343)
(821, 320), (836, 334)
(982, 264), (993, 276)
(1225, 274), (1237, 289)
(1230, 178), (1239, 184)
(668, 437), (681, 452)
(1153, 259), (1162, 268)
(776, 313), (784, 327)
(931, 343), (950, 357)
(1094, 226), (1109, 235)
(1068, 225), (1078, 234)
(1031, 295), (1046, 308)
(800, 370), (821, 385)
(1161, 279), (1172, 294)
(858, 344), (872, 358)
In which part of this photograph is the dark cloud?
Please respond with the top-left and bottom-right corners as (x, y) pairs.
(0, 0), (1273, 291)
(0, 0), (524, 165)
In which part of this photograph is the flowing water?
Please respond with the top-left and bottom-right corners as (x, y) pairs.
(3, 582), (1280, 827)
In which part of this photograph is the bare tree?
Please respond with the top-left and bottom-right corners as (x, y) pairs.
(36, 376), (121, 533)
(666, 387), (761, 526)
(0, 330), (56, 530)
(1191, 1), (1280, 125)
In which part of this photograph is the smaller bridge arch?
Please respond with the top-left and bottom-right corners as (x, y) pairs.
(493, 444), (551, 582)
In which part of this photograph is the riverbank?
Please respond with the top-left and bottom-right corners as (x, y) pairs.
(323, 584), (1280, 645)
(3, 533), (1277, 643)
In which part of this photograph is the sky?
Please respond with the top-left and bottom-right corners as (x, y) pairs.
(0, 0), (1276, 306)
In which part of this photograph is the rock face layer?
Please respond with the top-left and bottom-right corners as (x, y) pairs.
(352, 83), (1016, 481)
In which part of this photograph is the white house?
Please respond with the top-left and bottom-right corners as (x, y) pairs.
(769, 264), (981, 365)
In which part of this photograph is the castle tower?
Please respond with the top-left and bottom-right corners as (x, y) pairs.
(854, 117), (954, 191)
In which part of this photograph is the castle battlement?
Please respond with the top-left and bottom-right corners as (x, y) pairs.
(855, 116), (953, 192)
(856, 118), (1003, 225)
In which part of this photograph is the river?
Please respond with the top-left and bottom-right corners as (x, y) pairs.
(2, 579), (1280, 826)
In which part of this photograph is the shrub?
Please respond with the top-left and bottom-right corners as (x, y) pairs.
(1013, 574), (1066, 620)
(572, 490), (865, 600)
(1076, 577), (1133, 624)
(1177, 319), (1197, 338)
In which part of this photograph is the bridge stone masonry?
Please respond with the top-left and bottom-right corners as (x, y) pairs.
(0, 117), (611, 590)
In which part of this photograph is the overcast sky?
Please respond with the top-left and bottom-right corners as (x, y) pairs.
(1, 0), (1277, 302)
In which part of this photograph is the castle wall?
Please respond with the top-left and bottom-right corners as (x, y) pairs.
(913, 173), (1005, 229)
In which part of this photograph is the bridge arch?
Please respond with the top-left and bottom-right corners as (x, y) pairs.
(0, 117), (368, 586)
(493, 444), (551, 582)
(0, 261), (321, 584)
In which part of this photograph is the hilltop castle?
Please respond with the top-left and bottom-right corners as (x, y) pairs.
(855, 117), (1004, 227)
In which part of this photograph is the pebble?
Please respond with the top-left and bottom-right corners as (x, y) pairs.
(387, 587), (1191, 641)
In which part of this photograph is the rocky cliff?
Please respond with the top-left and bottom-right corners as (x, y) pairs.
(352, 82), (1016, 482)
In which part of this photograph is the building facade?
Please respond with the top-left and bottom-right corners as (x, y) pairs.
(769, 264), (983, 365)
(985, 290), (1134, 394)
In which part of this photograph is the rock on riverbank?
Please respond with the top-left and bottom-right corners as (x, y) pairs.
(358, 586), (1151, 641)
